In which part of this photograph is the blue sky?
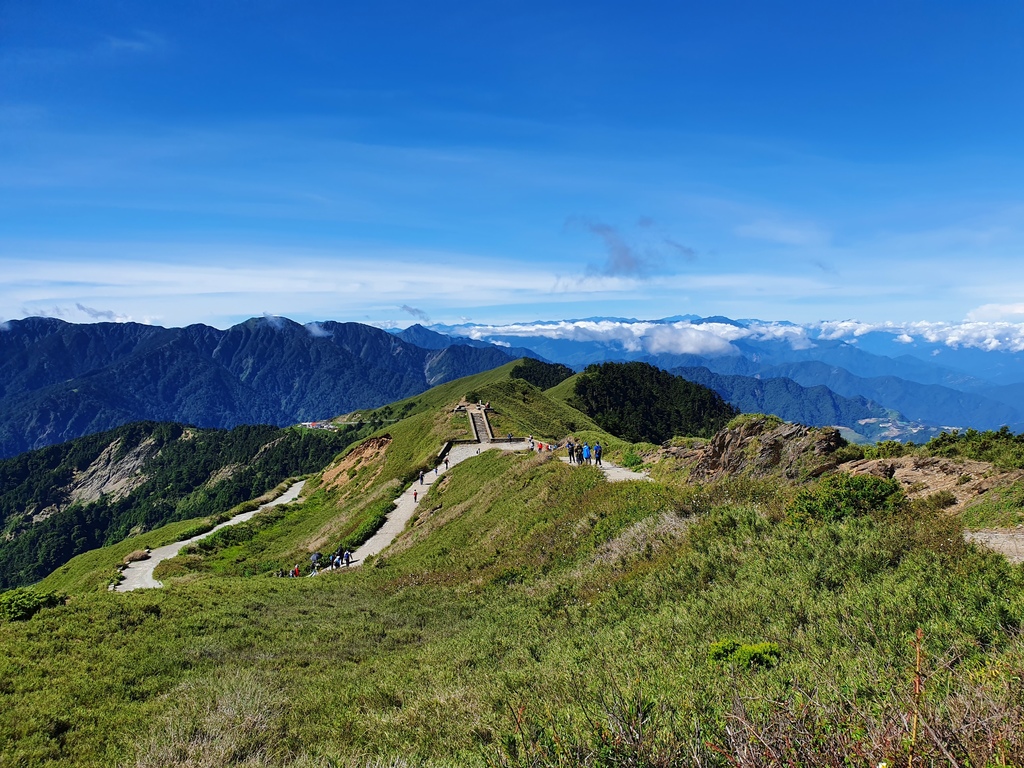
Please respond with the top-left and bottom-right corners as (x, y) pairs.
(3, 1), (1024, 333)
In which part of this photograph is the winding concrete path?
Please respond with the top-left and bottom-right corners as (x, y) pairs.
(337, 441), (650, 568)
(114, 480), (306, 591)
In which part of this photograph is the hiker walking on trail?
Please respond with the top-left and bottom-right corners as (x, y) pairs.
(594, 442), (603, 466)
(582, 443), (591, 465)
(444, 457), (449, 470)
(566, 439), (575, 463)
(344, 550), (352, 567)
(575, 444), (584, 464)
(419, 470), (424, 485)
(413, 489), (418, 502)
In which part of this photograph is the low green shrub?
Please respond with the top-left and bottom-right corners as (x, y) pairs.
(831, 443), (866, 463)
(726, 413), (783, 431)
(622, 451), (643, 470)
(787, 472), (906, 524)
(865, 440), (911, 459)
(339, 498), (395, 551)
(177, 520), (216, 541)
(707, 638), (742, 664)
(913, 489), (958, 514)
(0, 587), (65, 622)
(709, 639), (782, 669)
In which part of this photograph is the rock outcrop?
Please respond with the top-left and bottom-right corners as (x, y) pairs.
(686, 417), (847, 482)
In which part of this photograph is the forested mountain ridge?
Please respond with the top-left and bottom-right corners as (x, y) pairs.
(569, 361), (738, 442)
(0, 420), (365, 588)
(0, 316), (525, 458)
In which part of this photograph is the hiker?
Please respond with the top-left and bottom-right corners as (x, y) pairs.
(582, 443), (591, 465)
(575, 444), (584, 464)
(508, 432), (513, 442)
(343, 550), (351, 567)
(413, 489), (418, 502)
(419, 470), (424, 485)
(444, 457), (449, 470)
(566, 439), (575, 463)
(293, 564), (300, 577)
(594, 442), (602, 466)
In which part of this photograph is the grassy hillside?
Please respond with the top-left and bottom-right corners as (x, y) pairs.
(3, 368), (1024, 767)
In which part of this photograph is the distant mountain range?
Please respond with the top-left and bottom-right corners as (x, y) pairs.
(0, 317), (533, 458)
(3, 313), (1022, 459)
(433, 316), (1024, 440)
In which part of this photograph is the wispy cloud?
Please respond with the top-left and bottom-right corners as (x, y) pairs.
(103, 30), (165, 55)
(569, 218), (699, 278)
(663, 238), (697, 262)
(966, 303), (1024, 322)
(401, 304), (431, 323)
(304, 321), (332, 338)
(735, 218), (829, 247)
(76, 303), (129, 322)
(579, 219), (650, 278)
(261, 312), (286, 329)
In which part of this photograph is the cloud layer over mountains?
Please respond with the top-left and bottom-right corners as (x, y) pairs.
(450, 318), (1024, 355)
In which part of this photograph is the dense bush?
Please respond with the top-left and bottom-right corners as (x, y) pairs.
(923, 426), (1024, 468)
(787, 472), (906, 524)
(0, 588), (65, 622)
(709, 639), (782, 669)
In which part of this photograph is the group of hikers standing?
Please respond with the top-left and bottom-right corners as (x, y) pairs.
(565, 438), (602, 466)
(283, 549), (353, 577)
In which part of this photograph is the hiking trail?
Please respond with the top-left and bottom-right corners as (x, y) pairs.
(114, 480), (306, 591)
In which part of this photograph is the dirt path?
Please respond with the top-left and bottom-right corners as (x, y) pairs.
(558, 456), (651, 483)
(114, 480), (306, 591)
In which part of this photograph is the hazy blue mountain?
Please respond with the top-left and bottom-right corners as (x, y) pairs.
(671, 366), (892, 430)
(0, 317), (520, 458)
(394, 324), (543, 361)
(755, 362), (1023, 430)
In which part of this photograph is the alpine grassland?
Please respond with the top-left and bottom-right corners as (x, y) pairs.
(2, 364), (1024, 767)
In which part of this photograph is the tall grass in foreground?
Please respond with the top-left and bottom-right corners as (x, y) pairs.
(4, 443), (1024, 766)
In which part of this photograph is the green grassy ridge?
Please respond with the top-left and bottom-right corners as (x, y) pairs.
(3, 450), (1023, 766)
(8, 368), (1024, 765)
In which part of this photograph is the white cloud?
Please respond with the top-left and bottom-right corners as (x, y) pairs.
(305, 321), (331, 338)
(814, 319), (1024, 353)
(450, 316), (1024, 356)
(966, 303), (1024, 322)
(643, 324), (737, 355)
(735, 219), (829, 247)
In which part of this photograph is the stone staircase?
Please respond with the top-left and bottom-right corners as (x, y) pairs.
(470, 409), (493, 443)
